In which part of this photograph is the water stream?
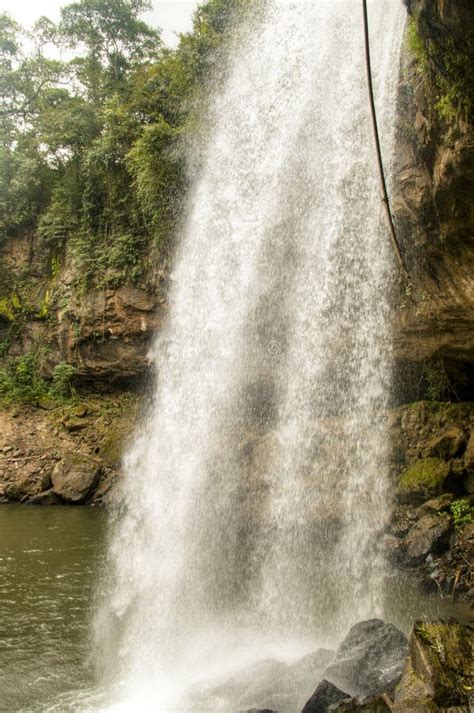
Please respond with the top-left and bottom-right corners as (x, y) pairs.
(93, 1), (407, 711)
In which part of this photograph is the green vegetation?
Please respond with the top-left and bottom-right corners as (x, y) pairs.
(425, 358), (451, 402)
(398, 457), (450, 498)
(0, 0), (249, 289)
(450, 499), (473, 530)
(407, 12), (474, 124)
(0, 352), (76, 403)
(406, 17), (428, 75)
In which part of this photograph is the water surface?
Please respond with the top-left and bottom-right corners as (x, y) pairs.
(0, 505), (106, 712)
(1, 505), (470, 712)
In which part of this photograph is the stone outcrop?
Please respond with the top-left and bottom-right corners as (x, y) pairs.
(386, 401), (473, 605)
(0, 230), (168, 385)
(393, 1), (474, 383)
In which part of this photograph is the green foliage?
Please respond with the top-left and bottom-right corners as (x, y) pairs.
(51, 362), (76, 397)
(0, 0), (245, 284)
(407, 13), (474, 124)
(450, 499), (473, 530)
(0, 353), (48, 402)
(406, 17), (428, 74)
(0, 353), (76, 403)
(425, 358), (451, 402)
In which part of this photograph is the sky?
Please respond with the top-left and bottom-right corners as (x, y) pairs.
(0, 0), (200, 47)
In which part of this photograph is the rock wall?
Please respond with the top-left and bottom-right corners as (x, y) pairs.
(0, 1), (472, 397)
(387, 401), (473, 606)
(393, 0), (474, 396)
(0, 231), (168, 385)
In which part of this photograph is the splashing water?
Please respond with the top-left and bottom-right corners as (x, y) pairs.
(95, 1), (405, 711)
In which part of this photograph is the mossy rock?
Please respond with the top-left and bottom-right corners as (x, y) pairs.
(412, 621), (473, 706)
(398, 458), (450, 501)
(394, 621), (473, 711)
(99, 422), (130, 467)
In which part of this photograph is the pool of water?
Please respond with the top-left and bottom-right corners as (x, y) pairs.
(0, 505), (106, 712)
(0, 505), (471, 712)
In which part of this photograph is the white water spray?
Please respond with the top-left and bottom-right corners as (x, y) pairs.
(96, 2), (405, 711)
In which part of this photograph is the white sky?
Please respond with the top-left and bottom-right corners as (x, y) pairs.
(0, 0), (200, 47)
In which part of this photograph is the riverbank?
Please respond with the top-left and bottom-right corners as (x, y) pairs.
(0, 396), (472, 607)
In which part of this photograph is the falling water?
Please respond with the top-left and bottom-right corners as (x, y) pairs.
(96, 1), (405, 711)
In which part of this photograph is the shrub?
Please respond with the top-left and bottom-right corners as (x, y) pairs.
(450, 499), (473, 529)
(51, 362), (76, 398)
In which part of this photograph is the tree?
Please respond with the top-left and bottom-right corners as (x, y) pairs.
(60, 0), (161, 99)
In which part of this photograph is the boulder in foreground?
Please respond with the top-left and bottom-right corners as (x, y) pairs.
(51, 451), (101, 503)
(301, 678), (350, 712)
(323, 619), (408, 697)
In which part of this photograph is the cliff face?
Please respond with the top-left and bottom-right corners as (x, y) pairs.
(1, 2), (472, 396)
(0, 232), (168, 385)
(393, 0), (474, 390)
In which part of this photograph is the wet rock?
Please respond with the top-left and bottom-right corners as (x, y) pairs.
(27, 489), (61, 505)
(301, 679), (350, 713)
(424, 427), (466, 459)
(328, 693), (392, 712)
(403, 513), (453, 564)
(417, 493), (455, 516)
(464, 471), (474, 495)
(4, 479), (31, 501)
(51, 452), (101, 503)
(237, 709), (280, 713)
(323, 619), (408, 697)
(215, 649), (335, 713)
(289, 649), (335, 688)
(397, 458), (451, 503)
(393, 621), (474, 711)
(464, 430), (474, 470)
(39, 469), (52, 491)
(213, 659), (289, 712)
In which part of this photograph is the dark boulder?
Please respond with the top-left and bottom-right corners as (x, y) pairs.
(236, 709), (279, 713)
(27, 489), (61, 505)
(328, 693), (392, 712)
(403, 512), (454, 564)
(301, 679), (350, 713)
(4, 479), (31, 501)
(323, 619), (408, 697)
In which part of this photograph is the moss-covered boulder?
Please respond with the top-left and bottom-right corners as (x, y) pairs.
(397, 458), (450, 502)
(393, 621), (473, 711)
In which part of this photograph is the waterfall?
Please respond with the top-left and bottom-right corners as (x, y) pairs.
(96, 1), (405, 710)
